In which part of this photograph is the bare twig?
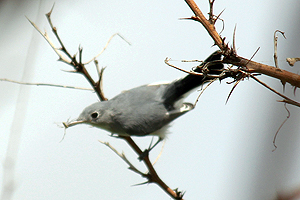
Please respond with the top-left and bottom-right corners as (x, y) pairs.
(98, 140), (146, 176)
(152, 140), (166, 166)
(164, 58), (222, 79)
(232, 24), (237, 54)
(0, 78), (93, 91)
(26, 16), (71, 64)
(28, 6), (106, 101)
(208, 0), (216, 24)
(225, 75), (244, 104)
(272, 103), (290, 151)
(274, 30), (286, 68)
(250, 75), (300, 107)
(181, 59), (202, 62)
(84, 33), (131, 64)
(194, 79), (216, 107)
(94, 61), (107, 100)
(165, 58), (202, 75)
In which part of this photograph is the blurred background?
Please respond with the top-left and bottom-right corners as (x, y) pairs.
(1, 0), (300, 199)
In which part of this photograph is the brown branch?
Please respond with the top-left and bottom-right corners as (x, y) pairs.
(120, 136), (183, 199)
(184, 0), (300, 88)
(250, 74), (300, 107)
(29, 5), (183, 200)
(184, 0), (224, 48)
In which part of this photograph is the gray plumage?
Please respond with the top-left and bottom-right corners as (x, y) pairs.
(65, 51), (223, 140)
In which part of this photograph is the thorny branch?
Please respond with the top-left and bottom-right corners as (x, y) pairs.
(183, 0), (300, 109)
(184, 0), (300, 89)
(29, 6), (183, 200)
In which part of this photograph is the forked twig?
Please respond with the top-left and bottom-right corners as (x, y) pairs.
(26, 16), (71, 65)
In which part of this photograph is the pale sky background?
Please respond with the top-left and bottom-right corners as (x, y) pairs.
(1, 0), (300, 200)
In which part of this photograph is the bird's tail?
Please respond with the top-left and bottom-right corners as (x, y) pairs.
(162, 51), (223, 108)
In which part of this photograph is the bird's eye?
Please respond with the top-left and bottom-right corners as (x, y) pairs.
(91, 112), (99, 119)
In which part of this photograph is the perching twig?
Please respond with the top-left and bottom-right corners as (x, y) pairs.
(119, 136), (184, 199)
(29, 6), (183, 200)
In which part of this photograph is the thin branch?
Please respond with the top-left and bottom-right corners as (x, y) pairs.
(98, 140), (146, 177)
(208, 0), (216, 24)
(250, 75), (300, 107)
(119, 136), (184, 200)
(94, 61), (108, 101)
(272, 103), (290, 151)
(0, 78), (93, 91)
(28, 6), (106, 101)
(181, 59), (202, 62)
(152, 140), (166, 166)
(232, 24), (237, 54)
(45, 5), (74, 62)
(226, 76), (243, 104)
(84, 33), (131, 64)
(274, 30), (286, 68)
(26, 16), (71, 64)
(194, 79), (216, 107)
(164, 58), (222, 78)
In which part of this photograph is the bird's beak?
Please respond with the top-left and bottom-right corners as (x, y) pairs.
(62, 118), (86, 128)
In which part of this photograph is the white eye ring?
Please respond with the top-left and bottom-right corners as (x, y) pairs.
(91, 111), (99, 119)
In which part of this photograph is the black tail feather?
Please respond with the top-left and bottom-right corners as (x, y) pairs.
(163, 51), (223, 109)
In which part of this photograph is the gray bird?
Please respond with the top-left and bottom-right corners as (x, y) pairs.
(64, 51), (223, 155)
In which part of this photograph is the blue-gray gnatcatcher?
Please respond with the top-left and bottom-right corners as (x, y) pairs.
(64, 51), (223, 153)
